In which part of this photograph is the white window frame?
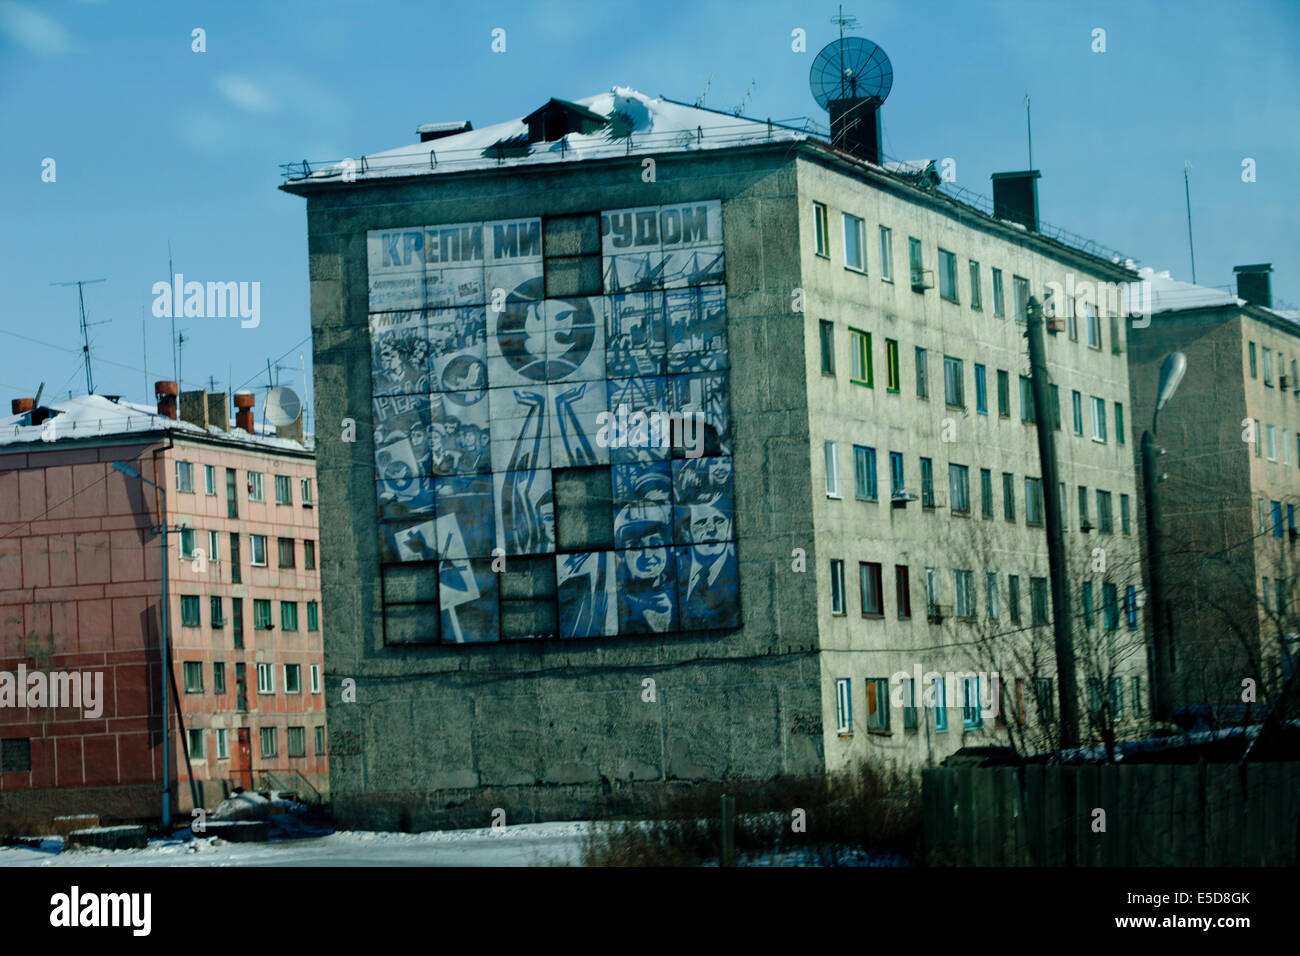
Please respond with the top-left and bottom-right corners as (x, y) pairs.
(257, 662), (275, 694)
(835, 677), (853, 735)
(248, 471), (265, 502)
(878, 225), (893, 281)
(1091, 396), (1107, 443)
(260, 726), (278, 758)
(955, 569), (976, 619)
(216, 728), (229, 760)
(204, 464), (216, 496)
(1266, 424), (1278, 462)
(310, 663), (322, 694)
(251, 534), (268, 567)
(301, 477), (314, 506)
(824, 440), (841, 498)
(842, 212), (866, 273)
(830, 558), (846, 615)
(813, 202), (829, 257)
(207, 529), (220, 563)
(175, 460), (194, 493)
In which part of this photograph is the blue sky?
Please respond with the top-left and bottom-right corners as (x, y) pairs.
(3, 0), (1298, 426)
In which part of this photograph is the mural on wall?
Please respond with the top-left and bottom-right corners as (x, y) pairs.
(366, 202), (739, 643)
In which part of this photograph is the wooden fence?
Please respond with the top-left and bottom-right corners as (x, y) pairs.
(922, 762), (1300, 865)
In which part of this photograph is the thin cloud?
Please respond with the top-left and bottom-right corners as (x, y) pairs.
(215, 74), (276, 114)
(0, 1), (71, 55)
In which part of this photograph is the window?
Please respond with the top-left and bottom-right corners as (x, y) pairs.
(183, 661), (204, 693)
(1037, 677), (1055, 724)
(997, 369), (1010, 417)
(1081, 581), (1095, 628)
(1087, 307), (1101, 349)
(216, 729), (229, 760)
(1002, 472), (1015, 520)
(275, 474), (292, 505)
(287, 726), (307, 758)
(1049, 384), (1061, 429)
(213, 662), (226, 695)
(1059, 482), (1069, 531)
(1126, 585), (1138, 629)
(1258, 498), (1267, 534)
(885, 339), (900, 391)
(986, 572), (999, 620)
(315, 726), (326, 755)
(232, 597), (244, 649)
(933, 677), (948, 732)
(920, 457), (935, 509)
(277, 537), (296, 569)
(925, 567), (941, 617)
(310, 663), (322, 694)
(902, 677), (918, 730)
(830, 559), (846, 615)
(1249, 341), (1257, 378)
(835, 677), (853, 734)
(1120, 493), (1131, 535)
(301, 478), (314, 506)
(938, 248), (958, 301)
(1013, 275), (1029, 322)
(895, 565), (911, 619)
(1097, 490), (1113, 533)
(179, 527), (197, 560)
(974, 364), (988, 414)
(853, 445), (878, 500)
(254, 598), (273, 630)
(980, 469), (993, 518)
(1009, 574), (1022, 624)
(1109, 677), (1125, 719)
(251, 534), (267, 567)
(247, 471), (265, 502)
(879, 226), (893, 281)
(866, 678), (890, 731)
(1103, 583), (1119, 631)
(813, 202), (829, 257)
(1272, 500), (1284, 538)
(943, 355), (964, 407)
(1025, 477), (1044, 526)
(908, 237), (924, 288)
(860, 562), (884, 617)
(1030, 577), (1049, 625)
(181, 594), (200, 627)
(285, 663), (302, 694)
(307, 601), (320, 632)
(1020, 375), (1035, 423)
(1072, 390), (1084, 435)
(991, 267), (1005, 317)
(204, 464), (216, 496)
(257, 662), (275, 693)
(1266, 424), (1278, 461)
(849, 329), (872, 385)
(1091, 396), (1107, 442)
(843, 213), (866, 272)
(260, 727), (278, 758)
(1014, 678), (1026, 724)
(281, 601), (299, 631)
(889, 451), (905, 499)
(187, 729), (205, 759)
(969, 260), (983, 310)
(1263, 347), (1274, 386)
(1068, 298), (1079, 340)
(824, 441), (841, 498)
(955, 569), (976, 619)
(1131, 676), (1143, 715)
(304, 539), (316, 570)
(1254, 419), (1261, 457)
(1263, 576), (1271, 612)
(226, 468), (238, 519)
(962, 676), (982, 729)
(229, 533), (241, 584)
(207, 530), (220, 564)
(1078, 485), (1090, 528)
(1115, 402), (1126, 446)
(949, 464), (970, 514)
(210, 595), (224, 628)
(176, 460), (194, 493)
(915, 347), (929, 398)
(235, 662), (247, 711)
(818, 319), (835, 373)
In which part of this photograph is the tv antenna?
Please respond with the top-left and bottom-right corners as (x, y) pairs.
(732, 81), (755, 117)
(695, 72), (713, 108)
(51, 278), (108, 395)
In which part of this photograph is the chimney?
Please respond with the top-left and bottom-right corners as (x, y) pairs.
(1233, 263), (1272, 308)
(11, 398), (34, 416)
(154, 380), (179, 420)
(207, 392), (230, 432)
(829, 96), (883, 165)
(179, 390), (210, 429)
(233, 391), (256, 434)
(991, 170), (1042, 232)
(417, 120), (472, 143)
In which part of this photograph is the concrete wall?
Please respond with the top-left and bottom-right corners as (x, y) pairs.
(294, 147), (826, 830)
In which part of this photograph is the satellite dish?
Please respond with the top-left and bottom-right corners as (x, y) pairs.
(810, 36), (893, 110)
(265, 386), (302, 426)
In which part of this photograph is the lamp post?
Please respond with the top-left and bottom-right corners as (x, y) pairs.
(1140, 352), (1187, 721)
(113, 460), (172, 830)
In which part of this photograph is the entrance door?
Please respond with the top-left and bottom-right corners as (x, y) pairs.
(234, 728), (253, 789)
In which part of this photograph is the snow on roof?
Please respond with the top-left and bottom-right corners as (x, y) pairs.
(1137, 266), (1244, 313)
(289, 87), (810, 184)
(0, 393), (313, 453)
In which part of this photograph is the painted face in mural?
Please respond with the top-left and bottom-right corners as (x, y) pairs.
(689, 501), (731, 554)
(625, 534), (667, 580)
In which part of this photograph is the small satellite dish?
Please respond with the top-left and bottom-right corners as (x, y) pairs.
(810, 36), (893, 110)
(265, 386), (302, 426)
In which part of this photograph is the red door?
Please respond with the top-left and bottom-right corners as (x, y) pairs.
(234, 728), (253, 789)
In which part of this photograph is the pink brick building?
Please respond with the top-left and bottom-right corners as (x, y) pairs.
(0, 385), (325, 829)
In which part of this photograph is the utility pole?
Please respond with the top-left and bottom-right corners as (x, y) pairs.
(1025, 296), (1080, 748)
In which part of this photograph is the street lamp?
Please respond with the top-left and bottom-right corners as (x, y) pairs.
(1141, 352), (1187, 721)
(113, 460), (173, 830)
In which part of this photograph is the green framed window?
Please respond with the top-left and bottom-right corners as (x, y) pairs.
(849, 328), (873, 386)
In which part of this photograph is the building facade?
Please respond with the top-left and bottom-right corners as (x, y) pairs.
(0, 387), (325, 828)
(284, 88), (1151, 829)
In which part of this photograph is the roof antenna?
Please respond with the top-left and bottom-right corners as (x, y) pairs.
(1025, 93), (1033, 169)
(695, 72), (713, 108)
(168, 240), (179, 382)
(1184, 161), (1197, 284)
(732, 81), (755, 117)
(51, 277), (108, 395)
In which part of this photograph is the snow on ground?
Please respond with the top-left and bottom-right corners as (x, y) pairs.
(0, 821), (588, 867)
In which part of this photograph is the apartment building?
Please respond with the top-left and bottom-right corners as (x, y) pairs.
(0, 384), (325, 826)
(1128, 263), (1300, 718)
(283, 86), (1148, 828)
